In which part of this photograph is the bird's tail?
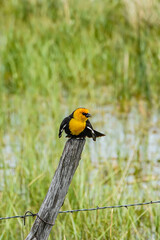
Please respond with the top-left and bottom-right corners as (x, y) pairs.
(94, 130), (105, 138)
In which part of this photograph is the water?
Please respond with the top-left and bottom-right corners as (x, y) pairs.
(89, 105), (160, 197)
(0, 134), (19, 191)
(1, 105), (160, 197)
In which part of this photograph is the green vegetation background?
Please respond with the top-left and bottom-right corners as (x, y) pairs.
(0, 0), (160, 239)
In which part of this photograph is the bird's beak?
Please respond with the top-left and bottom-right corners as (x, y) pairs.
(86, 113), (91, 118)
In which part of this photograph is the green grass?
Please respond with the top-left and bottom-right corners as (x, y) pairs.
(0, 0), (160, 104)
(0, 0), (160, 239)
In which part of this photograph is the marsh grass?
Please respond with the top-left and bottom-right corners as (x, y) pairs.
(1, 99), (160, 239)
(0, 0), (160, 103)
(0, 0), (160, 239)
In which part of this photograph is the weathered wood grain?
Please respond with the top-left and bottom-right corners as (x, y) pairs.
(25, 138), (85, 240)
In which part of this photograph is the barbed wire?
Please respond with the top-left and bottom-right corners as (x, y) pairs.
(0, 200), (160, 226)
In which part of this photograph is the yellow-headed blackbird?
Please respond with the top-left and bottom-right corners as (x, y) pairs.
(59, 108), (105, 141)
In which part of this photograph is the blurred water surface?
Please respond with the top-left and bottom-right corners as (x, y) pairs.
(89, 105), (160, 197)
(1, 105), (160, 197)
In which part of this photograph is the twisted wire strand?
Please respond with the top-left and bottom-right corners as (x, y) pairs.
(0, 200), (160, 225)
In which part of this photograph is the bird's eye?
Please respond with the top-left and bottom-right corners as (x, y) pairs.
(82, 112), (86, 116)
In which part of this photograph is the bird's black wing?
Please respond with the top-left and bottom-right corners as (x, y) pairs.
(86, 120), (96, 141)
(59, 117), (70, 138)
(86, 120), (105, 141)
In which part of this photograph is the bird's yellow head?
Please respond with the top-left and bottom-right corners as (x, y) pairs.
(73, 108), (91, 122)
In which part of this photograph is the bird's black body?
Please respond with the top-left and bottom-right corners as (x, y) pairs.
(59, 109), (105, 141)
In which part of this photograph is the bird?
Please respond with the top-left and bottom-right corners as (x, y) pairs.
(59, 108), (105, 141)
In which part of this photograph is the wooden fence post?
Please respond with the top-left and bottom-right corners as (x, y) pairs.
(25, 138), (85, 240)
